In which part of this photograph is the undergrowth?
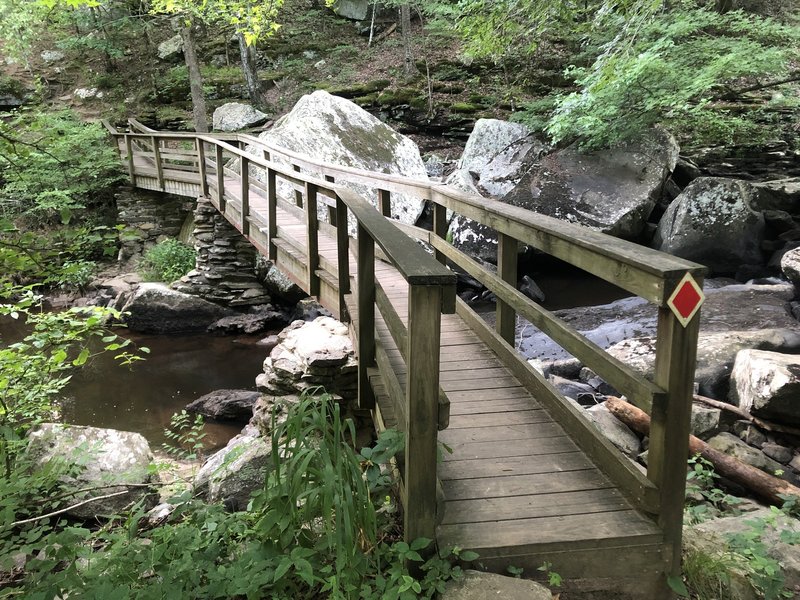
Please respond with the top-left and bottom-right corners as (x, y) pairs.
(0, 392), (470, 598)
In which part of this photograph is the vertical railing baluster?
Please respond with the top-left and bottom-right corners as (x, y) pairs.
(433, 203), (447, 265)
(325, 175), (337, 225)
(152, 135), (164, 190)
(379, 189), (391, 217)
(241, 156), (250, 236)
(306, 182), (319, 296)
(357, 225), (376, 411)
(215, 144), (226, 212)
(648, 294), (702, 581)
(496, 233), (518, 346)
(124, 134), (135, 184)
(267, 168), (277, 261)
(293, 164), (303, 207)
(404, 283), (444, 544)
(197, 139), (209, 197)
(336, 194), (350, 320)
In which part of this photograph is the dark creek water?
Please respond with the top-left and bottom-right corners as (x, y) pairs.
(1, 316), (269, 452)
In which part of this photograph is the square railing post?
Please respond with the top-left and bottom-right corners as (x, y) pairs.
(357, 224), (376, 411)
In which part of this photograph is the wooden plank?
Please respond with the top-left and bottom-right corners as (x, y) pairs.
(215, 144), (226, 212)
(446, 387), (532, 403)
(152, 135), (164, 190)
(437, 509), (661, 552)
(433, 202), (447, 265)
(447, 409), (552, 429)
(197, 140), (209, 196)
(441, 377), (525, 392)
(455, 297), (660, 515)
(440, 487), (630, 523)
(241, 156), (250, 236)
(379, 188), (391, 217)
(440, 452), (594, 481)
(124, 135), (135, 184)
(440, 422), (565, 444)
(404, 284), (443, 543)
(336, 196), (350, 318)
(648, 303), (702, 577)
(431, 236), (662, 411)
(267, 168), (277, 260)
(443, 469), (613, 502)
(445, 436), (578, 461)
(448, 398), (541, 416)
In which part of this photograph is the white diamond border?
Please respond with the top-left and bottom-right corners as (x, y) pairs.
(667, 272), (705, 328)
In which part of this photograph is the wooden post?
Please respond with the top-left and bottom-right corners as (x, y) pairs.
(267, 168), (277, 261)
(379, 189), (391, 217)
(336, 195), (350, 319)
(306, 181), (320, 297)
(241, 156), (250, 236)
(433, 202), (447, 265)
(215, 144), (226, 212)
(151, 135), (164, 190)
(263, 149), (270, 162)
(357, 224), (376, 410)
(647, 300), (702, 583)
(404, 283), (443, 543)
(325, 175), (337, 225)
(293, 164), (303, 207)
(496, 233), (518, 346)
(197, 140), (209, 197)
(124, 135), (135, 184)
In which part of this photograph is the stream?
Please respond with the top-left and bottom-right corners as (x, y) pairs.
(1, 315), (269, 452)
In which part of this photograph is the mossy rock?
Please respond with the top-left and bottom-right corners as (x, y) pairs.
(409, 96), (429, 110)
(432, 62), (469, 82)
(353, 93), (379, 107)
(377, 87), (423, 107)
(327, 79), (390, 99)
(450, 102), (482, 114)
(258, 70), (288, 82)
(431, 81), (465, 94)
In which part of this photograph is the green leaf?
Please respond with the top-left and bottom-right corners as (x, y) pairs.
(73, 348), (90, 366)
(459, 550), (479, 561)
(667, 575), (690, 597)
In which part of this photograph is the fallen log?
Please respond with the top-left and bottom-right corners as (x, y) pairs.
(605, 396), (800, 506)
(693, 394), (800, 438)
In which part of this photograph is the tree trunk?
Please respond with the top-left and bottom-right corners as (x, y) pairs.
(179, 19), (208, 133)
(400, 5), (416, 77)
(716, 0), (734, 12)
(605, 397), (800, 506)
(237, 33), (264, 109)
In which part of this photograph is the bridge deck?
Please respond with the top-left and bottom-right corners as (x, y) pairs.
(120, 138), (677, 594)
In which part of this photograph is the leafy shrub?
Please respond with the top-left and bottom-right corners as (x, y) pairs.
(0, 110), (124, 224)
(139, 238), (196, 283)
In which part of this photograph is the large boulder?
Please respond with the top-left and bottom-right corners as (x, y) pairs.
(122, 283), (236, 334)
(653, 177), (765, 275)
(585, 402), (641, 457)
(193, 430), (271, 510)
(212, 102), (269, 132)
(707, 432), (783, 474)
(249, 90), (428, 232)
(751, 177), (800, 213)
(257, 259), (307, 305)
(780, 247), (800, 287)
(186, 389), (261, 421)
(26, 424), (156, 520)
(451, 119), (547, 198)
(730, 349), (800, 425)
(331, 0), (370, 19)
(504, 129), (677, 238)
(157, 34), (183, 61)
(255, 316), (357, 400)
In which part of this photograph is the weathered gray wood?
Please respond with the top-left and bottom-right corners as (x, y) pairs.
(357, 224), (376, 410)
(404, 284), (443, 543)
(215, 144), (226, 212)
(647, 302), (703, 578)
(197, 140), (209, 196)
(433, 203), (447, 265)
(306, 181), (320, 296)
(496, 233), (518, 346)
(379, 188), (391, 217)
(124, 135), (135, 184)
(335, 196), (350, 317)
(151, 136), (164, 190)
(293, 164), (303, 207)
(267, 168), (277, 261)
(432, 236), (663, 411)
(440, 452), (594, 482)
(455, 297), (660, 515)
(241, 156), (250, 236)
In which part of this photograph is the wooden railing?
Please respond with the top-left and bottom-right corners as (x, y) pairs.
(104, 119), (705, 571)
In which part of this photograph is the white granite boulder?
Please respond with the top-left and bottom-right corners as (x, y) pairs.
(26, 424), (156, 519)
(442, 570), (552, 600)
(212, 102), (269, 132)
(730, 349), (800, 425)
(157, 34), (183, 61)
(249, 90), (428, 233)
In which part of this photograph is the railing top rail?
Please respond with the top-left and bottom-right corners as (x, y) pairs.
(337, 186), (455, 287)
(119, 122), (706, 302)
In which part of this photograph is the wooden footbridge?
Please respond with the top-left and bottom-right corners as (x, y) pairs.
(104, 119), (705, 597)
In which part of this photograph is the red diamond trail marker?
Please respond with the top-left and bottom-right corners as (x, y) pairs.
(667, 273), (704, 327)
